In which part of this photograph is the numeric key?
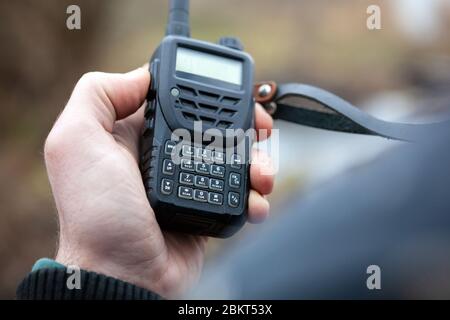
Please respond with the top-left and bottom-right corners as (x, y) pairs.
(182, 145), (194, 157)
(210, 164), (225, 177)
(195, 162), (210, 174)
(179, 172), (194, 185)
(197, 148), (212, 162)
(194, 175), (209, 188)
(209, 178), (224, 191)
(193, 189), (208, 202)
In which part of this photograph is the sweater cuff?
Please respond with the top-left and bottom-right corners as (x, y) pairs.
(16, 266), (163, 300)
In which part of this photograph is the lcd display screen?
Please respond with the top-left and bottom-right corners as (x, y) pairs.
(176, 47), (243, 85)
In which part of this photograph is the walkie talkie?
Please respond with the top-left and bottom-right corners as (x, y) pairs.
(140, 0), (254, 238)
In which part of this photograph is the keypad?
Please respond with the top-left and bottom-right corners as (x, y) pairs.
(160, 141), (244, 208)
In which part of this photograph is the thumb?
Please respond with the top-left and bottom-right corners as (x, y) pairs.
(66, 67), (151, 132)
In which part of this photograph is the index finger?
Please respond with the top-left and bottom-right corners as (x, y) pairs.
(254, 103), (273, 141)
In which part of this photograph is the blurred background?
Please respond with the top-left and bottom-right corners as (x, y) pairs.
(1, 0), (450, 299)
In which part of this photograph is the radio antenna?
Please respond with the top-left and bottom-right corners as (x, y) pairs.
(166, 0), (190, 37)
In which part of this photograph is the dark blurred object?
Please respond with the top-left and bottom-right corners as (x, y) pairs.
(193, 123), (450, 299)
(400, 55), (450, 119)
(403, 55), (450, 91)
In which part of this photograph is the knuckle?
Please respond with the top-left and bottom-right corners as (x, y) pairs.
(44, 128), (66, 163)
(79, 71), (102, 83)
(252, 166), (274, 194)
(266, 173), (275, 188)
(261, 175), (274, 194)
(76, 71), (105, 91)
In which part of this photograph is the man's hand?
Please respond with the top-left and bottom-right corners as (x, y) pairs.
(44, 67), (275, 298)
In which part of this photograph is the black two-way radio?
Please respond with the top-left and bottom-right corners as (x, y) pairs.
(140, 0), (254, 237)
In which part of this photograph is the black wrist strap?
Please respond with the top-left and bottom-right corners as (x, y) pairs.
(16, 267), (163, 300)
(254, 81), (450, 142)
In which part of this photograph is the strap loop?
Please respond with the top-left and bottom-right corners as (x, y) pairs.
(254, 81), (450, 142)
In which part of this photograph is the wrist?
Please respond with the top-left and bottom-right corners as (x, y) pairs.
(18, 258), (163, 300)
(55, 245), (173, 298)
(55, 247), (145, 286)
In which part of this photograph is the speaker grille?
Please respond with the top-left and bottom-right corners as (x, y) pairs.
(175, 83), (241, 129)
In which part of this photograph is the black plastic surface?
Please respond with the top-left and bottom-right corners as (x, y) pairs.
(140, 36), (254, 238)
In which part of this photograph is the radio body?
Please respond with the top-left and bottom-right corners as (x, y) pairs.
(140, 4), (255, 238)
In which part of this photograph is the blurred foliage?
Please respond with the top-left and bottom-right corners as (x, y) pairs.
(0, 0), (449, 299)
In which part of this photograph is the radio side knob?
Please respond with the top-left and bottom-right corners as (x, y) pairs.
(218, 37), (243, 51)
